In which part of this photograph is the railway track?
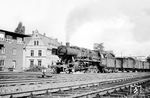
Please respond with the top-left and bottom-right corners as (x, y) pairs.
(0, 73), (150, 98)
(32, 75), (150, 98)
(0, 72), (148, 87)
(0, 72), (42, 79)
(0, 75), (135, 87)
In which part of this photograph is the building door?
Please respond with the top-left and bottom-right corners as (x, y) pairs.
(38, 60), (42, 66)
(0, 60), (4, 71)
(30, 59), (34, 68)
(9, 60), (16, 71)
(12, 60), (16, 71)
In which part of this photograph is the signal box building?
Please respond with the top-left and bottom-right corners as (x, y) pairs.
(23, 30), (61, 70)
(0, 29), (30, 71)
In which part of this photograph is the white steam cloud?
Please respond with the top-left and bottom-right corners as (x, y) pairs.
(65, 0), (150, 56)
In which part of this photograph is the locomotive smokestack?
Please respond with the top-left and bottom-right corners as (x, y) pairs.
(66, 42), (70, 47)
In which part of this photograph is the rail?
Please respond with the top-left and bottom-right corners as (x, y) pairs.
(0, 73), (148, 87)
(71, 77), (150, 98)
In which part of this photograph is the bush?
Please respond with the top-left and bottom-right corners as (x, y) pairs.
(25, 66), (46, 72)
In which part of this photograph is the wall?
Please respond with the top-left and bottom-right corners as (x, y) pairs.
(0, 38), (24, 71)
(23, 31), (60, 70)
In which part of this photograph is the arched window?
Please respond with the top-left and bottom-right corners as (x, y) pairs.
(34, 41), (36, 45)
(37, 41), (39, 45)
(31, 50), (34, 56)
(34, 41), (39, 46)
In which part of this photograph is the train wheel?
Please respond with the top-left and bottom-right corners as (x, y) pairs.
(89, 67), (99, 73)
(64, 68), (71, 74)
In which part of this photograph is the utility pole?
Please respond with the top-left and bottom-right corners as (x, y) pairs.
(121, 52), (122, 57)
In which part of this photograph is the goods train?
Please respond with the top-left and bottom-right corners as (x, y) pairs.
(51, 43), (150, 74)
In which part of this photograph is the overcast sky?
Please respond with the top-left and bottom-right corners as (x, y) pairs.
(0, 0), (150, 57)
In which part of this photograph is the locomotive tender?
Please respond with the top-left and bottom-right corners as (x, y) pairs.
(52, 43), (150, 73)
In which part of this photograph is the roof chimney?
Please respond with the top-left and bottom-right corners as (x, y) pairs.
(43, 33), (46, 36)
(32, 31), (34, 35)
(66, 42), (70, 47)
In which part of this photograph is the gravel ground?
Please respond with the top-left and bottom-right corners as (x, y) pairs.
(0, 72), (149, 95)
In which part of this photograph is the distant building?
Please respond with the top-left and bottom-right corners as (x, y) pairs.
(0, 29), (30, 71)
(23, 30), (61, 70)
(132, 56), (146, 61)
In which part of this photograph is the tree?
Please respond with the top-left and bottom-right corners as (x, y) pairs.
(21, 26), (25, 34)
(93, 43), (104, 52)
(147, 56), (150, 63)
(15, 22), (25, 34)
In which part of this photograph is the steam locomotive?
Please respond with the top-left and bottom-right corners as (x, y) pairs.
(52, 43), (150, 73)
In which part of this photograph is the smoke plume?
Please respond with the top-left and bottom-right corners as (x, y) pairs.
(65, 0), (150, 56)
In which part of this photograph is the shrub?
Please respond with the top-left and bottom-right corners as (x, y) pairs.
(25, 66), (46, 72)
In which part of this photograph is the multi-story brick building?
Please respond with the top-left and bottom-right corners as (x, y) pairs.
(23, 30), (61, 70)
(0, 29), (30, 71)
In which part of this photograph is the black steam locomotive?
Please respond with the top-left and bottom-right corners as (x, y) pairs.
(52, 43), (150, 74)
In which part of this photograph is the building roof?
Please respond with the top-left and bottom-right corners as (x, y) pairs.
(37, 32), (60, 48)
(0, 29), (30, 37)
(24, 30), (61, 48)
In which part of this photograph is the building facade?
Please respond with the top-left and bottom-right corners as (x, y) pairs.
(23, 30), (61, 70)
(0, 29), (29, 71)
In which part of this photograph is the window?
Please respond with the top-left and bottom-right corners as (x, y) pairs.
(38, 50), (42, 56)
(6, 35), (12, 39)
(1, 47), (5, 54)
(37, 41), (39, 45)
(12, 36), (17, 40)
(0, 60), (4, 66)
(30, 59), (34, 67)
(17, 37), (23, 43)
(0, 33), (4, 39)
(12, 48), (16, 55)
(34, 41), (36, 45)
(31, 50), (34, 56)
(34, 41), (39, 46)
(38, 60), (42, 66)
(52, 48), (57, 55)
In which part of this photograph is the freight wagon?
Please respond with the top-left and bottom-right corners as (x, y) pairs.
(101, 53), (116, 72)
(143, 61), (150, 72)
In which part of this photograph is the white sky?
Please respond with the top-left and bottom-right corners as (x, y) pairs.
(0, 0), (150, 57)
